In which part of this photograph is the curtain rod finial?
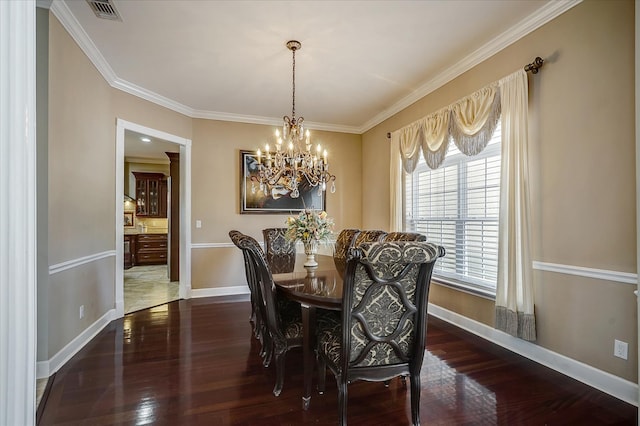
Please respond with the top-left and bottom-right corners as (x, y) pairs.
(524, 57), (544, 74)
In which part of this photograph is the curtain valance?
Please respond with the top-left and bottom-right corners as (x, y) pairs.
(393, 82), (501, 172)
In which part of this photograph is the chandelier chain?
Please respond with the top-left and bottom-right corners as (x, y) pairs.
(291, 46), (296, 120)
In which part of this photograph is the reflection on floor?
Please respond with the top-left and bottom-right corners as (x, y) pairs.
(35, 266), (180, 414)
(124, 265), (179, 314)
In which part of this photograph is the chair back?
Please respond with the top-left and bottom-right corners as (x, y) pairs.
(333, 229), (360, 276)
(383, 232), (426, 242)
(341, 241), (445, 371)
(229, 230), (260, 308)
(241, 234), (288, 345)
(352, 230), (387, 247)
(263, 228), (296, 273)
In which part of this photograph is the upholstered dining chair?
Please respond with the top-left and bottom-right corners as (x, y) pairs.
(316, 241), (445, 426)
(229, 230), (271, 366)
(333, 229), (360, 277)
(383, 232), (427, 242)
(242, 233), (306, 397)
(352, 229), (387, 247)
(263, 228), (296, 273)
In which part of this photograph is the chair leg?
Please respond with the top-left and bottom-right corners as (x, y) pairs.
(410, 373), (421, 426)
(317, 355), (326, 394)
(273, 351), (286, 397)
(262, 337), (273, 368)
(337, 376), (348, 426)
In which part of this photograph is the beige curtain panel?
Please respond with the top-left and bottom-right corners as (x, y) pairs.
(495, 69), (536, 341)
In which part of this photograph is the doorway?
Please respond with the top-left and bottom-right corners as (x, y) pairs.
(115, 119), (192, 318)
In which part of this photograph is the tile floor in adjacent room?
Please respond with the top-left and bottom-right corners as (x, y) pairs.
(124, 264), (180, 314)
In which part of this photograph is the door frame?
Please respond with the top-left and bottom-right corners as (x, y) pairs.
(115, 119), (192, 317)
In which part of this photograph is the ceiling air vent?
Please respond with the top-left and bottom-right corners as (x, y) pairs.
(86, 0), (122, 21)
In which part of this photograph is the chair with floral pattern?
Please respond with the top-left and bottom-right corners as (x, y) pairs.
(332, 229), (360, 277)
(383, 232), (427, 242)
(316, 241), (445, 426)
(263, 228), (297, 273)
(352, 229), (387, 247)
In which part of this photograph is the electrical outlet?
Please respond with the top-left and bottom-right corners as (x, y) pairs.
(79, 305), (84, 319)
(196, 220), (202, 229)
(614, 339), (628, 360)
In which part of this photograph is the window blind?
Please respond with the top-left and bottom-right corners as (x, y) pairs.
(405, 125), (501, 292)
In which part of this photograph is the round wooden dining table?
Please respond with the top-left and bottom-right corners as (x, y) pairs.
(273, 260), (343, 410)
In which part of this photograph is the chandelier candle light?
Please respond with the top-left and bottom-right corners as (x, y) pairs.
(253, 40), (336, 199)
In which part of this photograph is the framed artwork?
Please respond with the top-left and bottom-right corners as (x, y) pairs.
(124, 212), (135, 227)
(240, 150), (325, 214)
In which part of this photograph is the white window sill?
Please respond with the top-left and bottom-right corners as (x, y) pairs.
(431, 276), (496, 301)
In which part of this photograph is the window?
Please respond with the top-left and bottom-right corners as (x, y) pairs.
(404, 125), (501, 296)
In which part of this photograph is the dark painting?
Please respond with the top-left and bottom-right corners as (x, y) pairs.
(240, 150), (325, 214)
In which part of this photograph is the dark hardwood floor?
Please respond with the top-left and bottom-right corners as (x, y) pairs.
(38, 297), (637, 425)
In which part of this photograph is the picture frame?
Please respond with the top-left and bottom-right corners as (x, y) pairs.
(124, 212), (135, 227)
(240, 150), (326, 214)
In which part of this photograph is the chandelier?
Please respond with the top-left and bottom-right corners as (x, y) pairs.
(252, 40), (336, 199)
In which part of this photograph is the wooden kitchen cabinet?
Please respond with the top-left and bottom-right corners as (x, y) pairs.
(133, 172), (167, 218)
(135, 234), (168, 265)
(124, 234), (136, 269)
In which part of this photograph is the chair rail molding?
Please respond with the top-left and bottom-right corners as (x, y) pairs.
(532, 261), (637, 285)
(49, 250), (116, 275)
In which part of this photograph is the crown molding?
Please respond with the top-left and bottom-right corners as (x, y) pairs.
(358, 0), (583, 133)
(111, 78), (195, 117)
(51, 1), (118, 83)
(52, 0), (581, 136)
(190, 110), (361, 134)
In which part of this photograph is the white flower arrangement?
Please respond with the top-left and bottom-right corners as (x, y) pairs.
(285, 209), (334, 243)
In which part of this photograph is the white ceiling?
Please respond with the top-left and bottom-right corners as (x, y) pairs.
(124, 129), (179, 162)
(54, 0), (579, 136)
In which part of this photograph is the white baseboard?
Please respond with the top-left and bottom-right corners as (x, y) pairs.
(428, 303), (639, 406)
(36, 309), (116, 379)
(191, 285), (250, 298)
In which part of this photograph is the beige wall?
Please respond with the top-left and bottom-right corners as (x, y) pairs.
(48, 16), (114, 264)
(36, 7), (50, 362)
(189, 119), (361, 289)
(46, 14), (116, 357)
(45, 11), (361, 356)
(362, 0), (637, 381)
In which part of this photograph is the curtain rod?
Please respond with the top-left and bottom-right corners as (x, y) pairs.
(386, 56), (544, 139)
